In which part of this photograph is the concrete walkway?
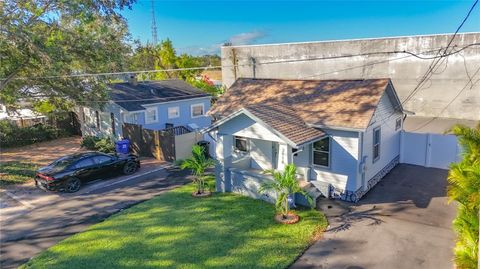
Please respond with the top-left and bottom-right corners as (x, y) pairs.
(291, 164), (456, 269)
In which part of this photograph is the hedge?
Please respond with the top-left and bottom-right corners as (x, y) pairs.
(0, 120), (71, 148)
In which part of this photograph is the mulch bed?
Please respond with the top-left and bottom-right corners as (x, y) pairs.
(191, 191), (212, 198)
(275, 213), (300, 224)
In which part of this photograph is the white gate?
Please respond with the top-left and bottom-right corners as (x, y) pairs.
(400, 131), (461, 170)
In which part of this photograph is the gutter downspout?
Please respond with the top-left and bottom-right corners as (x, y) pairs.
(358, 132), (368, 192)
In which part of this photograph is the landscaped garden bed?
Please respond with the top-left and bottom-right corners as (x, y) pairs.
(21, 182), (327, 269)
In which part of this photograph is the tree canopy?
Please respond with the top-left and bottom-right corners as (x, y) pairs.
(129, 40), (223, 96)
(0, 0), (135, 107)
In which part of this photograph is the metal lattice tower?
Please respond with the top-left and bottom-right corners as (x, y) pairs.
(151, 0), (158, 46)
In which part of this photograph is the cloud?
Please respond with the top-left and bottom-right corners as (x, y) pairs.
(227, 30), (266, 45)
(178, 44), (222, 56)
(178, 30), (267, 56)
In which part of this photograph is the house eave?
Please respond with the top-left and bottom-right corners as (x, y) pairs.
(307, 123), (364, 132)
(139, 95), (212, 108)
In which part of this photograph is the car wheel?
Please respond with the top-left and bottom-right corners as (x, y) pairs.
(123, 161), (138, 175)
(65, 177), (81, 193)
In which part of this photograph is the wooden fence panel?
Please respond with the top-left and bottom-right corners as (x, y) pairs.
(122, 123), (175, 162)
(122, 123), (143, 156)
(158, 131), (175, 162)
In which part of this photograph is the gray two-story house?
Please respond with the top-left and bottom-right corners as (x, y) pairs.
(79, 79), (212, 138)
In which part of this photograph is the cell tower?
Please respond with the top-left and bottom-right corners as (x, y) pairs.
(151, 0), (158, 46)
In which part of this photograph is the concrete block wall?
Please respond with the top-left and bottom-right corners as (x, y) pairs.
(221, 33), (480, 120)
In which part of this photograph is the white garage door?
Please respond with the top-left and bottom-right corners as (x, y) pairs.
(400, 132), (461, 170)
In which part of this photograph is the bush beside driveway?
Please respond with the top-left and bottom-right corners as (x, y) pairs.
(21, 182), (327, 269)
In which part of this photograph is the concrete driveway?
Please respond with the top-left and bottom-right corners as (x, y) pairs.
(292, 164), (456, 269)
(0, 166), (192, 269)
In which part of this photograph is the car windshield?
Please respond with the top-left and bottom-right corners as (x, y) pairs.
(50, 156), (78, 170)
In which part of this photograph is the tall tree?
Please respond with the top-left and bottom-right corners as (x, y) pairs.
(0, 0), (135, 108)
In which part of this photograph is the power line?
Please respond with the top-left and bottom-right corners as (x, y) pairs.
(402, 0), (479, 105)
(1, 42), (479, 82)
(409, 65), (480, 132)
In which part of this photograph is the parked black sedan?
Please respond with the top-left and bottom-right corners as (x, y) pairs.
(35, 152), (140, 193)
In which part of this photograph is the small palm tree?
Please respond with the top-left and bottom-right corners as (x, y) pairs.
(447, 123), (480, 269)
(178, 145), (216, 195)
(260, 163), (313, 219)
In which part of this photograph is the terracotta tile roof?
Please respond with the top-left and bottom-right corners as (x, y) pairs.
(210, 78), (392, 130)
(244, 104), (325, 146)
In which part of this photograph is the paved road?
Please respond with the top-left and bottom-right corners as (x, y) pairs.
(0, 166), (191, 269)
(292, 164), (456, 269)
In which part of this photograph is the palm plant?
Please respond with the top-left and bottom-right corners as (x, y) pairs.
(447, 123), (480, 269)
(260, 163), (313, 219)
(178, 145), (216, 195)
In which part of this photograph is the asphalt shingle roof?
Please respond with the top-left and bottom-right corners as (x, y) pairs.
(109, 80), (210, 111)
(244, 104), (325, 146)
(210, 78), (393, 130)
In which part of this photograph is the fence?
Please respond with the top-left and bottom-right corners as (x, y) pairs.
(122, 123), (209, 162)
(175, 131), (204, 160)
(400, 131), (461, 170)
(122, 123), (175, 162)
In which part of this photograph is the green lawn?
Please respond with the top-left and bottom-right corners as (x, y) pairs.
(21, 183), (327, 269)
(0, 161), (38, 187)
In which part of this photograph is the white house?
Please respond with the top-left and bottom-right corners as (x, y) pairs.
(206, 78), (404, 203)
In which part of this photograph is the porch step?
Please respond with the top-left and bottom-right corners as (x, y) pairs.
(297, 181), (324, 208)
(310, 180), (331, 197)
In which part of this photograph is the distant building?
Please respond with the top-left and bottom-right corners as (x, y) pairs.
(0, 103), (46, 127)
(79, 79), (212, 138)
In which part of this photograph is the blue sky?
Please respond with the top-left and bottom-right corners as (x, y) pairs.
(121, 0), (480, 55)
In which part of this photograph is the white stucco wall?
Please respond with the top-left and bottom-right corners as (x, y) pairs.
(296, 129), (360, 191)
(249, 139), (274, 170)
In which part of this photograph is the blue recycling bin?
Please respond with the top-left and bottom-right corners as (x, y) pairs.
(115, 139), (130, 154)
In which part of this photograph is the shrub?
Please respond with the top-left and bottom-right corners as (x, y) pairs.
(0, 120), (65, 148)
(94, 137), (115, 153)
(80, 135), (101, 150)
(81, 135), (115, 153)
(177, 145), (216, 195)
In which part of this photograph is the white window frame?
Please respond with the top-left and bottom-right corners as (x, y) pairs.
(123, 111), (143, 124)
(233, 136), (249, 153)
(145, 107), (158, 124)
(191, 103), (205, 118)
(373, 127), (381, 163)
(168, 106), (180, 119)
(312, 136), (331, 168)
(131, 113), (140, 124)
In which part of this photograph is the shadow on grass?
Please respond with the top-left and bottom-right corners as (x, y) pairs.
(0, 161), (38, 186)
(21, 183), (327, 269)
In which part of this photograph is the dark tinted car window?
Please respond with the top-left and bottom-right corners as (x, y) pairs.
(93, 155), (113, 164)
(51, 156), (78, 170)
(74, 157), (95, 169)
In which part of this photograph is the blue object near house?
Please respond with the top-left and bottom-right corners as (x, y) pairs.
(115, 139), (130, 154)
(78, 79), (212, 139)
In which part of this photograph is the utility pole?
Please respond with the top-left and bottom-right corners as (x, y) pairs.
(151, 0), (158, 46)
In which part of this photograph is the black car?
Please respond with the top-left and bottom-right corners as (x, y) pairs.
(35, 152), (140, 193)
